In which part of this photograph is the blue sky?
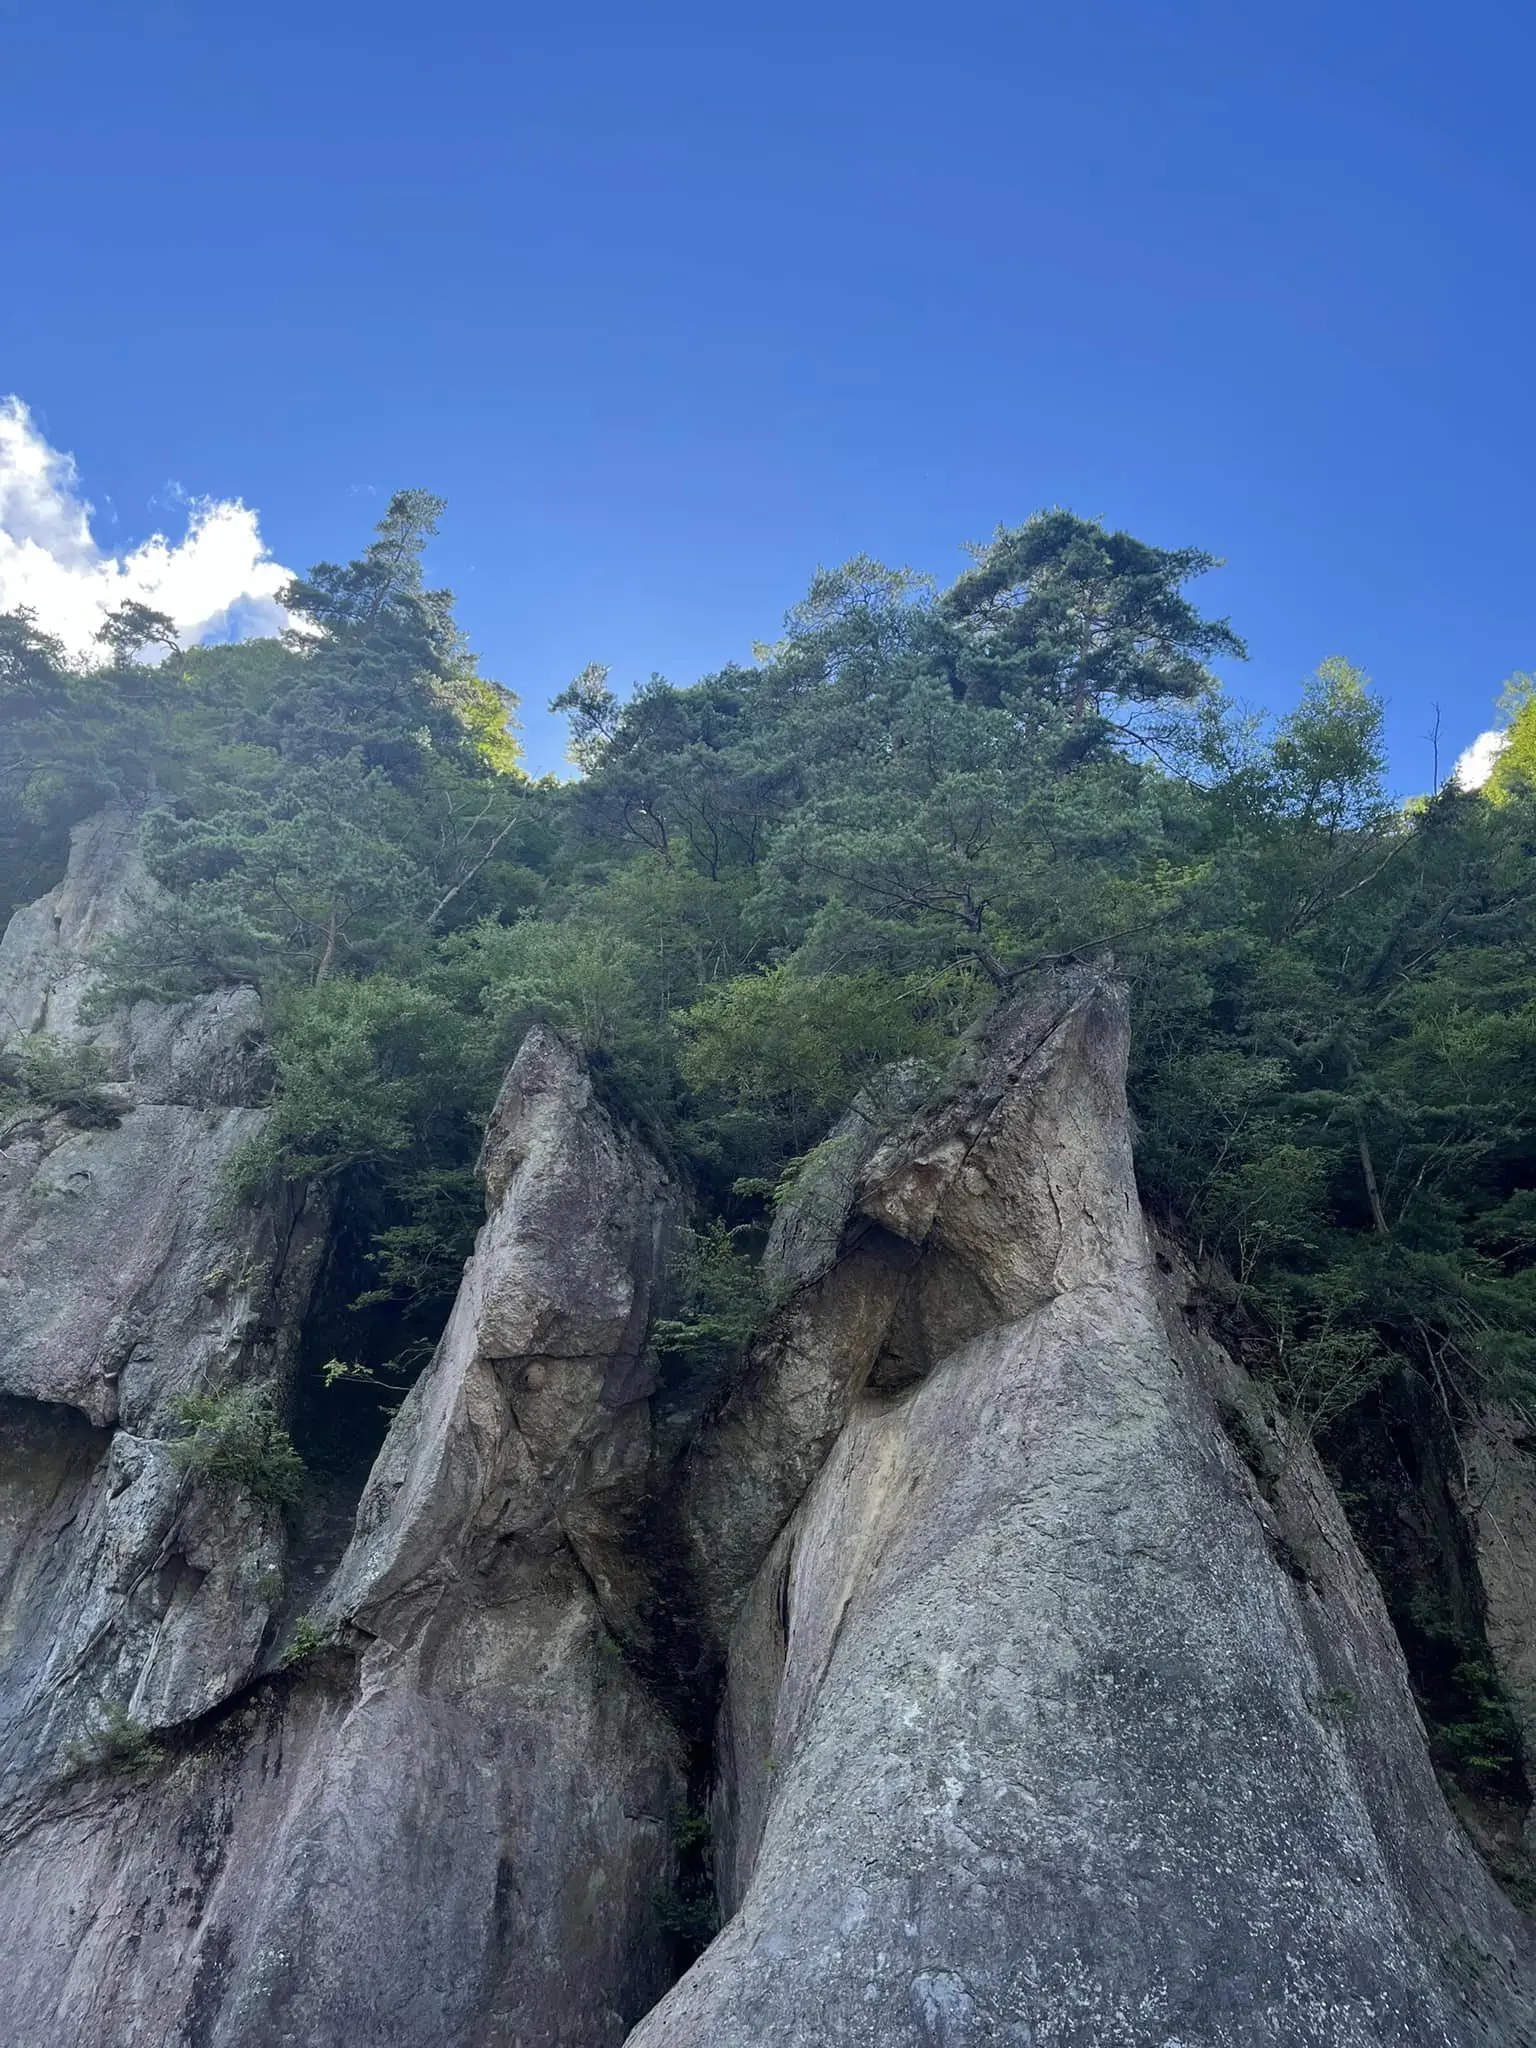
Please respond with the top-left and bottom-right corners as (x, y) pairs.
(1, 0), (1531, 782)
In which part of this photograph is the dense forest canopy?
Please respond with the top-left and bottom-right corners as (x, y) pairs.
(2, 494), (1534, 1445)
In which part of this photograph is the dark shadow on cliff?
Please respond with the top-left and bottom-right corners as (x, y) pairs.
(1323, 1367), (1535, 1904)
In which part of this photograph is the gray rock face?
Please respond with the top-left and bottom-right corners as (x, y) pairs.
(0, 805), (268, 1103)
(0, 1100), (276, 1425)
(324, 1024), (683, 1651)
(247, 1021), (690, 2048)
(636, 970), (1536, 2048)
(0, 807), (297, 1430)
(1, 824), (1532, 2046)
(0, 1556), (680, 2048)
(0, 811), (325, 1812)
(0, 824), (686, 2046)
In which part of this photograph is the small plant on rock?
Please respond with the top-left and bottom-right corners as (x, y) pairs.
(65, 1701), (167, 1782)
(279, 1612), (328, 1670)
(653, 1804), (719, 1959)
(166, 1385), (306, 1508)
(0, 1034), (122, 1129)
(650, 1221), (765, 1370)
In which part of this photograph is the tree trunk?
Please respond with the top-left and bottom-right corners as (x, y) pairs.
(1355, 1113), (1389, 1235)
(314, 902), (339, 985)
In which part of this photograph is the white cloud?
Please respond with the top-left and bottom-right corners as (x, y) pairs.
(0, 397), (294, 660)
(1453, 728), (1509, 791)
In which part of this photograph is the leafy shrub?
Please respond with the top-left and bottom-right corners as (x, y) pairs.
(652, 1886), (720, 1947)
(279, 1613), (328, 1669)
(166, 1385), (306, 1507)
(65, 1701), (167, 1781)
(1434, 1658), (1525, 1788)
(653, 1804), (719, 1957)
(226, 975), (474, 1194)
(650, 1221), (766, 1369)
(1272, 1319), (1395, 1439)
(0, 1034), (122, 1128)
(678, 966), (961, 1179)
(352, 1165), (483, 1313)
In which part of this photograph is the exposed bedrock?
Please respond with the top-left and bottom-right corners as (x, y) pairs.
(0, 806), (305, 1431)
(636, 969), (1536, 2047)
(321, 1021), (684, 1655)
(1, 821), (1533, 2046)
(0, 822), (685, 2046)
(0, 810), (324, 1808)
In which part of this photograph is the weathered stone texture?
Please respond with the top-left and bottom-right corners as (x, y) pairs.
(325, 1023), (682, 1649)
(0, 811), (324, 1815)
(0, 821), (686, 2046)
(634, 972), (1536, 2048)
(0, 824), (1532, 2047)
(0, 1568), (678, 2048)
(1469, 1407), (1536, 1862)
(0, 808), (302, 1430)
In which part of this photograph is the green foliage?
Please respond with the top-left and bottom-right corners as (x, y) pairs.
(0, 607), (167, 915)
(550, 662), (622, 773)
(651, 1221), (767, 1368)
(321, 1346), (428, 1394)
(0, 1035), (121, 1128)
(66, 1701), (168, 1781)
(1484, 674), (1536, 804)
(671, 1806), (712, 1854)
(166, 1386), (306, 1508)
(1272, 1320), (1395, 1440)
(354, 1168), (483, 1312)
(1131, 670), (1536, 1421)
(936, 509), (1246, 717)
(4, 494), (1532, 1450)
(230, 975), (475, 1191)
(94, 600), (181, 668)
(279, 1613), (329, 1670)
(1434, 1658), (1525, 1787)
(1313, 1684), (1359, 1721)
(652, 1886), (720, 1948)
(449, 913), (655, 1062)
(68, 490), (531, 1017)
(678, 966), (965, 1177)
(654, 1804), (719, 1957)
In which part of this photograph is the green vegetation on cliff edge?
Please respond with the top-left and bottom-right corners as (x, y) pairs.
(2, 495), (1533, 1441)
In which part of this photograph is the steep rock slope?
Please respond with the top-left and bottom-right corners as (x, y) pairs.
(0, 808), (324, 1808)
(0, 822), (685, 2048)
(636, 971), (1536, 2047)
(1470, 1408), (1536, 1861)
(1, 824), (1533, 2046)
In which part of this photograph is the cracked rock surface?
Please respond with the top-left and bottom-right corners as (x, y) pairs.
(637, 971), (1536, 2047)
(0, 821), (684, 2048)
(0, 825), (1532, 2045)
(0, 810), (323, 1810)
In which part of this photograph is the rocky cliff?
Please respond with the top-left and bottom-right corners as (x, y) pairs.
(641, 973), (1536, 2046)
(0, 809), (325, 1815)
(0, 816), (1533, 2046)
